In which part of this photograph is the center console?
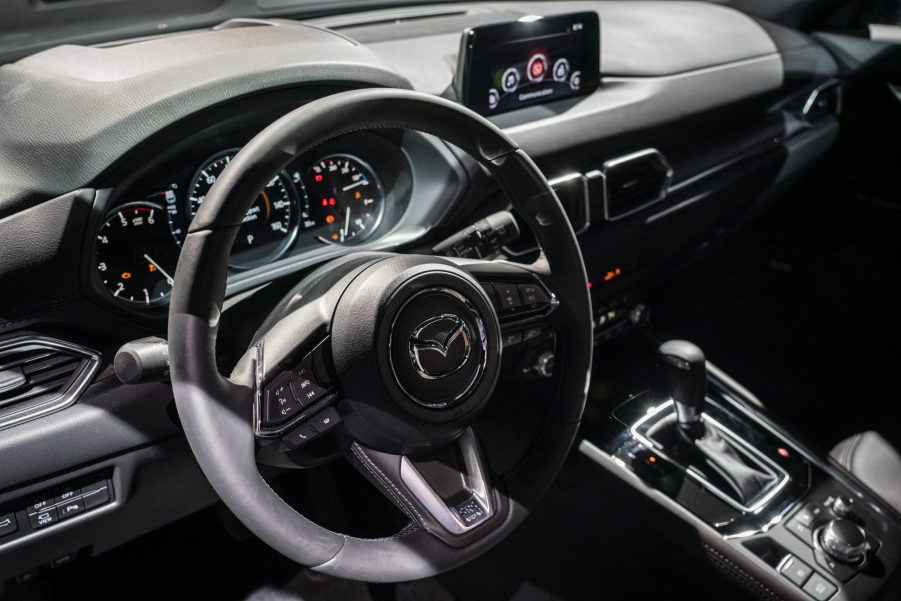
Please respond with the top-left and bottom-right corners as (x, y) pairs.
(580, 340), (901, 601)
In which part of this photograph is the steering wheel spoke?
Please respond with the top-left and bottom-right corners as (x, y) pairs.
(346, 428), (501, 545)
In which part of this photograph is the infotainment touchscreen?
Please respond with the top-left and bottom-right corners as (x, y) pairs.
(455, 12), (600, 116)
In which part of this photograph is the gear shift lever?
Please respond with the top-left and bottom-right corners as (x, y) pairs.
(657, 340), (706, 439)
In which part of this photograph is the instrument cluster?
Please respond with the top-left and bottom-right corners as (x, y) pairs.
(93, 135), (401, 309)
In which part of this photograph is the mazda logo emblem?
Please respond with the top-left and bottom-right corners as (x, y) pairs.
(408, 314), (472, 379)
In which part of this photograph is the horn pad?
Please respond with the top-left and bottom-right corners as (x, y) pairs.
(330, 255), (501, 453)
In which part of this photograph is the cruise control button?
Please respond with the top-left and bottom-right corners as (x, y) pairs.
(57, 499), (85, 520)
(0, 513), (17, 538)
(518, 284), (549, 308)
(28, 507), (59, 529)
(779, 555), (813, 586)
(309, 407), (341, 434)
(283, 424), (319, 449)
(803, 573), (837, 600)
(264, 372), (303, 425)
(494, 283), (522, 311)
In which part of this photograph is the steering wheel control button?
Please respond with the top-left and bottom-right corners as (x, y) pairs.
(779, 555), (813, 586)
(283, 424), (319, 449)
(264, 372), (303, 425)
(0, 513), (18, 538)
(501, 331), (522, 348)
(290, 371), (328, 407)
(28, 507), (59, 529)
(518, 283), (549, 309)
(309, 407), (341, 434)
(803, 573), (837, 601)
(493, 283), (522, 312)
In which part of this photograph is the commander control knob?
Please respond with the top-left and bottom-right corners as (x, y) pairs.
(820, 518), (868, 564)
(532, 351), (555, 378)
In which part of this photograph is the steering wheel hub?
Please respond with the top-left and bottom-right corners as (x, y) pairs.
(330, 256), (501, 452)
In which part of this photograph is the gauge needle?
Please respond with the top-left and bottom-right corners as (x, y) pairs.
(342, 207), (352, 241)
(144, 253), (174, 284)
(342, 180), (365, 192)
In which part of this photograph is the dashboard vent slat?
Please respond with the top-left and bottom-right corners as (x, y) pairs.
(602, 149), (673, 221)
(0, 337), (100, 429)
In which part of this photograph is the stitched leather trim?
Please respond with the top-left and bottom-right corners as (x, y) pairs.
(703, 543), (786, 601)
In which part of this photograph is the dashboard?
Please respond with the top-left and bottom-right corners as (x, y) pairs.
(0, 0), (845, 583)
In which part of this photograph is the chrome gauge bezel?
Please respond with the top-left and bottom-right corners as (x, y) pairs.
(175, 148), (306, 270)
(307, 153), (386, 245)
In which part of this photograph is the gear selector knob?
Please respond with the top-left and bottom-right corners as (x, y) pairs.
(657, 340), (707, 438)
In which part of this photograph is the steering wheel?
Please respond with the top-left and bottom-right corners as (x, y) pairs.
(168, 89), (593, 582)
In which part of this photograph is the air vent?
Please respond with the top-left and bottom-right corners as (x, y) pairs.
(0, 337), (100, 430)
(600, 149), (673, 221)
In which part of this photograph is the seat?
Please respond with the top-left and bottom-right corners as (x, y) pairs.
(831, 431), (901, 516)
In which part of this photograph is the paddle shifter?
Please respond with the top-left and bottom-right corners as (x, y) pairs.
(657, 340), (707, 439)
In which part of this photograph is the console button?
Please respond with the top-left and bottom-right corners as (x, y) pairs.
(803, 573), (837, 600)
(794, 503), (821, 528)
(779, 555), (813, 586)
(27, 497), (53, 514)
(55, 487), (81, 505)
(518, 284), (549, 309)
(283, 424), (319, 449)
(0, 513), (17, 538)
(494, 283), (522, 311)
(28, 507), (59, 529)
(787, 518), (813, 543)
(81, 481), (111, 510)
(264, 372), (303, 425)
(57, 499), (85, 520)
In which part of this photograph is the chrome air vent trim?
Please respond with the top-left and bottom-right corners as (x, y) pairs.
(0, 336), (101, 430)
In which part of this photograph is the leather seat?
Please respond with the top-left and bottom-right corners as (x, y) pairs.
(831, 431), (901, 516)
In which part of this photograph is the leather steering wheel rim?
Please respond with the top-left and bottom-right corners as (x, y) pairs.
(168, 88), (593, 582)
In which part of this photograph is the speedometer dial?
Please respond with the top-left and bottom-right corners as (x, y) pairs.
(95, 202), (179, 306)
(307, 155), (384, 244)
(175, 150), (305, 269)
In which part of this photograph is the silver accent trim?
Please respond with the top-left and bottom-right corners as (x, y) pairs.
(399, 428), (493, 534)
(0, 336), (101, 431)
(802, 80), (842, 120)
(408, 314), (472, 380)
(548, 172), (590, 235)
(630, 400), (791, 514)
(599, 148), (673, 221)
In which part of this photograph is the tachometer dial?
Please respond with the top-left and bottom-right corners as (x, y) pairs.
(307, 155), (384, 244)
(175, 150), (305, 269)
(95, 202), (179, 306)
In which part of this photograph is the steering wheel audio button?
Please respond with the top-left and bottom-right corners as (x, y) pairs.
(264, 372), (303, 425)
